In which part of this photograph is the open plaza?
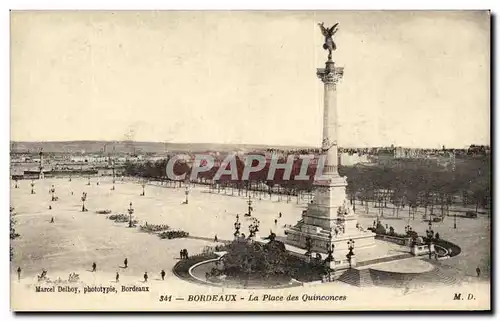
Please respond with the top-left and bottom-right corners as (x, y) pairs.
(10, 176), (490, 310)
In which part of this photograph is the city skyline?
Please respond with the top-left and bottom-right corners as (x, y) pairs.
(11, 11), (490, 148)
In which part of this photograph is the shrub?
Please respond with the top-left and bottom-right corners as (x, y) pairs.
(406, 230), (418, 239)
(374, 222), (386, 235)
(140, 224), (170, 233)
(222, 238), (288, 278)
(108, 214), (130, 222)
(158, 230), (189, 239)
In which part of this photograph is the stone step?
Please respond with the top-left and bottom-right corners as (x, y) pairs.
(357, 253), (413, 268)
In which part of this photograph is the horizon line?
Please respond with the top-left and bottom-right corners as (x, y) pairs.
(9, 140), (490, 150)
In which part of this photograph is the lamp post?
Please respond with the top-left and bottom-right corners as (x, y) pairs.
(248, 223), (257, 239)
(14, 179), (18, 189)
(87, 175), (91, 186)
(233, 216), (241, 239)
(141, 182), (146, 196)
(184, 185), (189, 204)
(128, 202), (134, 227)
(347, 239), (355, 268)
(454, 211), (457, 229)
(31, 179), (35, 194)
(247, 195), (253, 216)
(426, 220), (434, 259)
(81, 192), (87, 212)
(325, 232), (335, 281)
(249, 218), (260, 238)
(50, 185), (56, 201)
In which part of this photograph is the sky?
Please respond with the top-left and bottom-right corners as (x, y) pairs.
(10, 11), (490, 148)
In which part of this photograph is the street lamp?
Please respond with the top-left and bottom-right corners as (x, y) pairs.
(233, 216), (241, 239)
(246, 196), (253, 216)
(81, 192), (87, 212)
(454, 212), (457, 229)
(426, 220), (434, 259)
(184, 185), (189, 204)
(50, 185), (56, 201)
(31, 179), (35, 195)
(325, 232), (335, 281)
(347, 239), (355, 268)
(128, 202), (135, 227)
(248, 218), (260, 238)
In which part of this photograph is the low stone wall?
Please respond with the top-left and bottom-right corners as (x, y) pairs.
(375, 234), (412, 246)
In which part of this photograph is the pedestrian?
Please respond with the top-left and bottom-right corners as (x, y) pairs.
(50, 217), (54, 223)
(71, 191), (74, 195)
(184, 249), (189, 259)
(274, 219), (278, 225)
(476, 267), (481, 277)
(214, 235), (218, 242)
(144, 272), (148, 282)
(116, 272), (120, 283)
(124, 258), (128, 268)
(180, 250), (184, 259)
(48, 205), (52, 210)
(279, 212), (282, 218)
(92, 262), (96, 272)
(161, 269), (166, 281)
(17, 267), (21, 281)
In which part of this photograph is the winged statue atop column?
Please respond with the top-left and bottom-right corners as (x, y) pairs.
(318, 22), (339, 60)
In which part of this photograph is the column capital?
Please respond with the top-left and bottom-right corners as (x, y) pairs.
(317, 61), (344, 85)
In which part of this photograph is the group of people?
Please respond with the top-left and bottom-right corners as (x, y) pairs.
(88, 258), (167, 283)
(180, 249), (189, 259)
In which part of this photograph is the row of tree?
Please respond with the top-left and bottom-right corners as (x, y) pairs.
(123, 154), (490, 214)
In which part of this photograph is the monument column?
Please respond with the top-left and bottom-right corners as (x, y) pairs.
(285, 22), (375, 255)
(39, 148), (44, 180)
(317, 60), (344, 178)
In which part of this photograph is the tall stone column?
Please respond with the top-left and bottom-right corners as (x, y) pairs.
(285, 24), (375, 256)
(317, 60), (344, 177)
(39, 148), (44, 180)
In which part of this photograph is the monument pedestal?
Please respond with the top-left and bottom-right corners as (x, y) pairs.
(285, 174), (375, 255)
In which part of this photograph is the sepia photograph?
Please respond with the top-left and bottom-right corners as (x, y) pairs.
(9, 10), (491, 311)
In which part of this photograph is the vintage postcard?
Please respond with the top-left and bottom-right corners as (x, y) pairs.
(10, 10), (491, 311)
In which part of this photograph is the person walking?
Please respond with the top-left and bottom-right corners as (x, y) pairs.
(274, 219), (278, 226)
(17, 267), (21, 281)
(214, 235), (218, 242)
(180, 250), (184, 259)
(92, 262), (97, 272)
(161, 270), (166, 281)
(476, 267), (481, 277)
(116, 272), (120, 283)
(124, 258), (128, 268)
(144, 272), (148, 283)
(279, 212), (282, 218)
(50, 217), (54, 223)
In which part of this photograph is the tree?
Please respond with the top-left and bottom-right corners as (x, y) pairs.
(222, 237), (289, 280)
(10, 207), (20, 261)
